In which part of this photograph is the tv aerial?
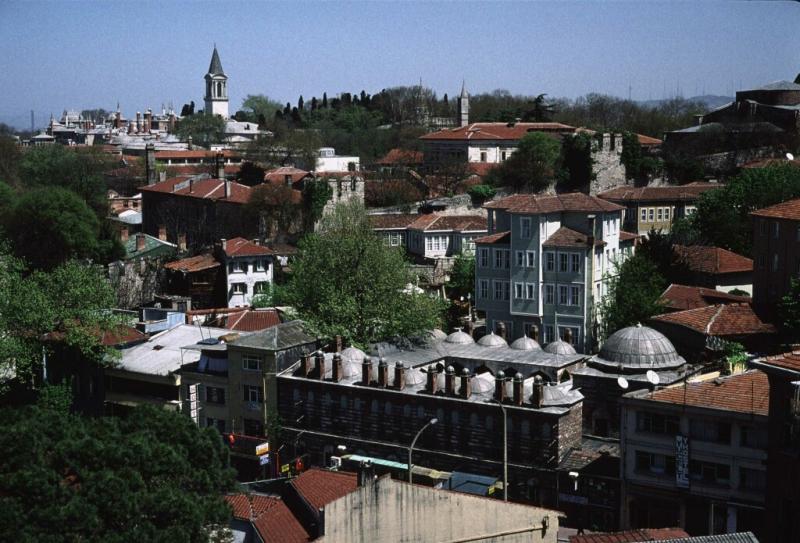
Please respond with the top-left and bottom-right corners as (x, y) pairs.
(787, 152), (795, 161)
(617, 376), (629, 389)
(646, 370), (660, 386)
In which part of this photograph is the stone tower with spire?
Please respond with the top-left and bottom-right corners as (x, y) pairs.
(204, 46), (229, 119)
(458, 81), (469, 127)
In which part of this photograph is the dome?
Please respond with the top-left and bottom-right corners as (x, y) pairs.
(445, 328), (475, 344)
(340, 346), (366, 365)
(544, 339), (577, 355)
(429, 329), (447, 341)
(510, 335), (541, 351)
(593, 324), (685, 371)
(477, 331), (508, 348)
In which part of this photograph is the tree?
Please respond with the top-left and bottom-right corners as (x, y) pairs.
(600, 253), (667, 337)
(239, 94), (283, 127)
(446, 253), (475, 300)
(245, 183), (301, 241)
(636, 228), (692, 285)
(559, 132), (594, 191)
(0, 404), (236, 542)
(494, 132), (561, 192)
(176, 114), (226, 148)
(0, 136), (20, 186)
(283, 200), (447, 345)
(3, 187), (101, 270)
(523, 93), (557, 122)
(620, 132), (643, 181)
(779, 278), (800, 343)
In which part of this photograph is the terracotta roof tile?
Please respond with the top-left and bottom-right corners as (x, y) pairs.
(420, 122), (576, 141)
(165, 164), (241, 176)
(369, 214), (420, 230)
(375, 148), (423, 165)
(485, 192), (624, 214)
(619, 231), (639, 242)
(756, 351), (800, 373)
(407, 213), (487, 232)
(139, 176), (252, 204)
(641, 371), (769, 416)
(207, 309), (281, 332)
(637, 134), (663, 146)
(100, 325), (147, 347)
(542, 226), (605, 248)
(750, 197), (800, 220)
(225, 493), (275, 521)
(474, 230), (511, 244)
(225, 494), (310, 543)
(164, 253), (220, 273)
(673, 245), (753, 275)
(263, 166), (312, 185)
(570, 528), (689, 543)
(659, 284), (752, 311)
(598, 183), (720, 203)
(290, 468), (358, 510)
(223, 237), (273, 257)
(650, 303), (776, 336)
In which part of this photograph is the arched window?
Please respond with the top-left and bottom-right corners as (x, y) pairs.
(371, 399), (379, 413)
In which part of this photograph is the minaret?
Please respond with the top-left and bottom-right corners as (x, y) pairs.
(204, 46), (229, 119)
(458, 80), (469, 127)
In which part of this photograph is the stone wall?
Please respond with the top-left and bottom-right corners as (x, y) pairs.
(590, 134), (628, 194)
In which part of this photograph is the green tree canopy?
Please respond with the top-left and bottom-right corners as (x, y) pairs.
(493, 131), (561, 192)
(237, 94), (284, 127)
(177, 114), (227, 148)
(283, 200), (447, 345)
(779, 278), (800, 344)
(446, 252), (475, 300)
(600, 253), (667, 338)
(0, 404), (236, 542)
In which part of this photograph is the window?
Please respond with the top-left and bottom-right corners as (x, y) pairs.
(570, 253), (581, 273)
(759, 219), (768, 236)
(480, 150), (487, 162)
(648, 208), (654, 222)
(558, 285), (568, 305)
(636, 412), (680, 434)
(773, 222), (780, 239)
(757, 254), (766, 269)
(479, 248), (489, 268)
(664, 207), (671, 221)
(635, 450), (675, 476)
(495, 249), (503, 269)
(740, 467), (766, 491)
(526, 251), (536, 268)
(390, 232), (401, 246)
(243, 384), (264, 403)
(570, 285), (580, 306)
(494, 281), (503, 300)
(559, 252), (568, 272)
(772, 253), (779, 272)
(242, 355), (262, 371)
(545, 252), (555, 272)
(641, 208), (647, 222)
(559, 326), (579, 345)
(520, 218), (532, 239)
(545, 284), (554, 304)
(689, 460), (730, 484)
(543, 325), (554, 343)
(657, 208), (663, 221)
(243, 418), (264, 437)
(254, 281), (269, 294)
(514, 282), (524, 300)
(503, 250), (510, 269)
(232, 283), (247, 294)
(231, 261), (246, 273)
(690, 419), (731, 444)
(516, 251), (525, 267)
(503, 281), (510, 301)
(526, 283), (536, 300)
(426, 237), (432, 252)
(501, 151), (507, 161)
(255, 259), (265, 271)
(206, 417), (226, 433)
(479, 279), (489, 299)
(206, 386), (225, 405)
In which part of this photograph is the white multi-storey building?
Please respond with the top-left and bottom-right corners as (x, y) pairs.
(219, 238), (273, 308)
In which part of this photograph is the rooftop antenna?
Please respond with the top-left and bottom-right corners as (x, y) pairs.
(617, 376), (629, 390)
(787, 152), (795, 161)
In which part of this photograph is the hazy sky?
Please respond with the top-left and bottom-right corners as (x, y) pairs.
(1, 0), (798, 129)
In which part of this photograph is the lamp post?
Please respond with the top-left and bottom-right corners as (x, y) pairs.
(408, 418), (438, 485)
(491, 399), (508, 501)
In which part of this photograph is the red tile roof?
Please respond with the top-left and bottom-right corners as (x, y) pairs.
(165, 164), (241, 176)
(659, 284), (752, 311)
(226, 493), (276, 521)
(225, 494), (310, 543)
(375, 148), (424, 165)
(619, 231), (639, 242)
(542, 226), (605, 248)
(164, 253), (220, 273)
(642, 371), (769, 417)
(673, 245), (753, 275)
(207, 309), (281, 332)
(407, 213), (487, 232)
(290, 468), (358, 510)
(467, 162), (501, 176)
(369, 213), (420, 230)
(485, 192), (624, 214)
(263, 166), (312, 185)
(473, 230), (511, 244)
(636, 134), (663, 146)
(570, 528), (689, 543)
(223, 237), (273, 257)
(756, 351), (800, 374)
(420, 122), (576, 141)
(750, 197), (800, 220)
(650, 303), (776, 336)
(598, 183), (720, 203)
(100, 325), (146, 346)
(139, 176), (252, 204)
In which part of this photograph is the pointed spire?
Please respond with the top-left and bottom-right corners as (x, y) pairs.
(460, 79), (468, 99)
(208, 45), (225, 76)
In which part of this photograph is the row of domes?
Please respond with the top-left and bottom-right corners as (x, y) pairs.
(444, 328), (578, 355)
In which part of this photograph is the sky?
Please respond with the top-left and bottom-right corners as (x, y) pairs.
(0, 0), (798, 129)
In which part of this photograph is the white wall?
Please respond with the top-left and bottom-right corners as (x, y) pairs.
(225, 256), (273, 307)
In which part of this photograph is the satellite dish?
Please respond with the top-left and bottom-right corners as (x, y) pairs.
(617, 376), (629, 389)
(646, 370), (660, 385)
(787, 153), (795, 161)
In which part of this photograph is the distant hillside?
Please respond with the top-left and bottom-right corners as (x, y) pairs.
(638, 95), (733, 110)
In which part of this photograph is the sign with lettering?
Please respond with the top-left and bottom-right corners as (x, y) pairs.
(259, 454), (271, 466)
(255, 442), (270, 456)
(187, 384), (200, 424)
(675, 435), (689, 488)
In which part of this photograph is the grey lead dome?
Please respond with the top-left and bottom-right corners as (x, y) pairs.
(592, 324), (685, 370)
(544, 339), (577, 355)
(510, 335), (541, 351)
(445, 328), (475, 345)
(476, 331), (508, 348)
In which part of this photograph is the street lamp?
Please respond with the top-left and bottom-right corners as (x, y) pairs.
(491, 399), (508, 502)
(408, 418), (438, 485)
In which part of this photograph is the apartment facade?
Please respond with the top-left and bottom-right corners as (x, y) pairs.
(370, 213), (488, 258)
(750, 198), (800, 314)
(474, 193), (631, 353)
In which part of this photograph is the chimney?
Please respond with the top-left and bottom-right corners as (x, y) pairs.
(531, 325), (539, 342)
(177, 233), (187, 251)
(378, 357), (389, 387)
(466, 320), (475, 337)
(564, 328), (573, 345)
(221, 238), (227, 251)
(395, 362), (406, 390)
(513, 373), (524, 406)
(587, 214), (596, 247)
(216, 152), (225, 180)
(135, 233), (146, 252)
(158, 225), (167, 241)
(427, 366), (439, 394)
(145, 109), (152, 132)
(301, 352), (313, 377)
(252, 238), (260, 246)
(335, 335), (342, 353)
(189, 178), (194, 193)
(495, 371), (506, 402)
(362, 356), (373, 386)
(224, 180), (231, 199)
(332, 353), (343, 382)
(445, 366), (456, 395)
(460, 368), (471, 399)
(356, 460), (375, 487)
(496, 321), (507, 341)
(532, 375), (544, 408)
(187, 136), (193, 150)
(135, 111), (141, 133)
(315, 350), (326, 380)
(120, 227), (129, 242)
(145, 143), (156, 185)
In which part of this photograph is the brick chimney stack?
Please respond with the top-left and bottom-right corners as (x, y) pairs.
(216, 152), (225, 180)
(513, 373), (524, 406)
(177, 233), (187, 251)
(332, 353), (343, 382)
(356, 460), (375, 487)
(301, 352), (313, 377)
(394, 362), (406, 390)
(145, 143), (157, 185)
(335, 335), (342, 353)
(460, 368), (471, 399)
(187, 136), (193, 150)
(495, 371), (506, 402)
(315, 350), (326, 380)
(135, 111), (141, 133)
(563, 328), (573, 345)
(135, 233), (145, 252)
(378, 357), (389, 387)
(221, 238), (227, 251)
(158, 225), (167, 241)
(362, 356), (373, 386)
(427, 366), (439, 394)
(532, 375), (544, 408)
(120, 227), (129, 243)
(445, 366), (456, 395)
